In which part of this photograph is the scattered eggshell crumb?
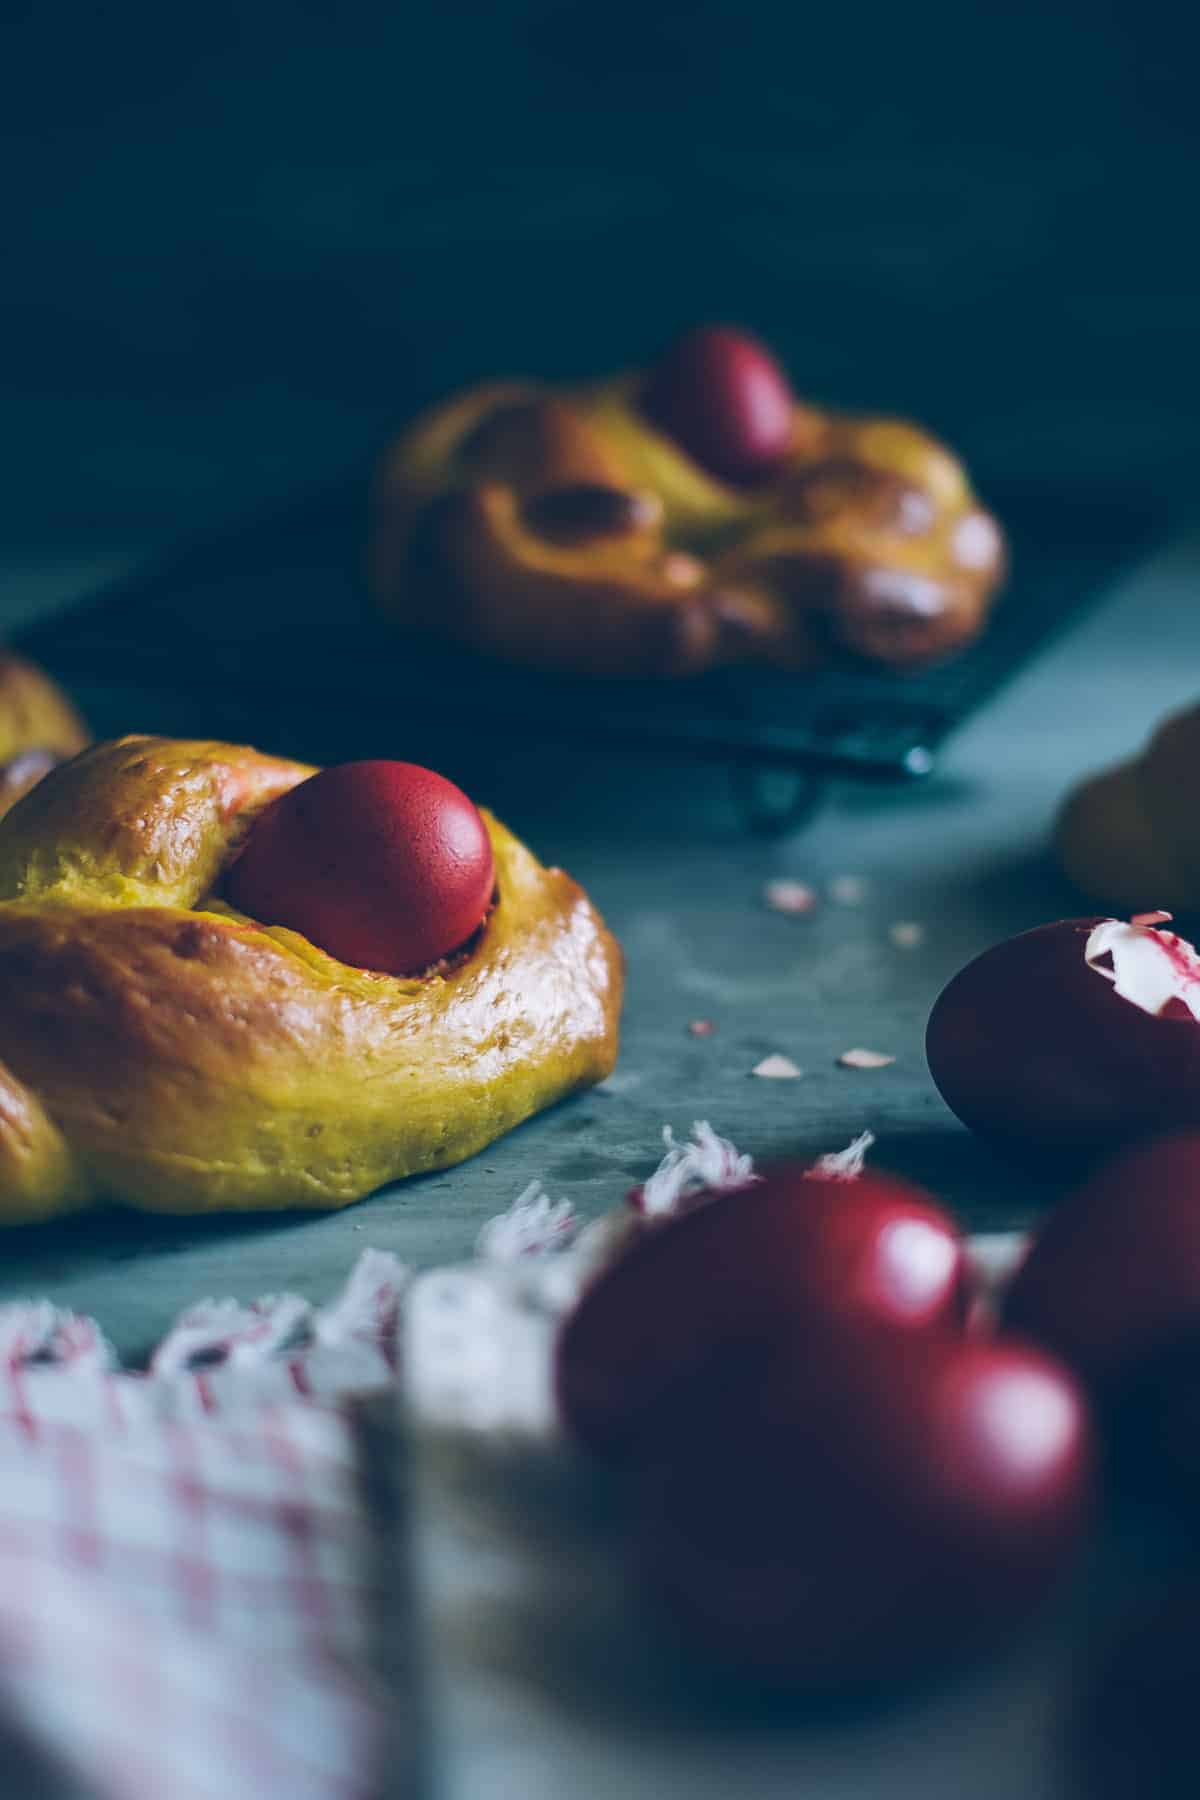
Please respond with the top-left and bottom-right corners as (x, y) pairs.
(837, 1048), (896, 1070)
(476, 1180), (578, 1260)
(687, 1019), (716, 1037)
(763, 879), (817, 915)
(752, 1054), (804, 1080)
(829, 875), (867, 905)
(634, 1121), (758, 1218)
(806, 1130), (876, 1181)
(889, 921), (925, 949)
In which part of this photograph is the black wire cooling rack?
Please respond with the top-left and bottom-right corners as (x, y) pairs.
(16, 476), (1168, 825)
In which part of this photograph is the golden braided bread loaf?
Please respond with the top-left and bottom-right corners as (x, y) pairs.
(370, 329), (1005, 679)
(1058, 703), (1200, 913)
(0, 737), (622, 1223)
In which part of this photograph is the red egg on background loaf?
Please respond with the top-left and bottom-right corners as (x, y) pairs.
(637, 1326), (1092, 1688)
(226, 759), (495, 975)
(556, 1160), (966, 1460)
(640, 324), (798, 486)
(926, 915), (1200, 1159)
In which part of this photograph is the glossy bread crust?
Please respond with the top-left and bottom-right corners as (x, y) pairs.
(370, 371), (1005, 678)
(0, 736), (623, 1221)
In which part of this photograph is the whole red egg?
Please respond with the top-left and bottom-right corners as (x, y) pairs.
(1005, 1131), (1200, 1492)
(556, 1161), (966, 1460)
(640, 324), (797, 486)
(1005, 1132), (1200, 1392)
(638, 1327), (1092, 1688)
(226, 760), (495, 975)
(926, 916), (1200, 1160)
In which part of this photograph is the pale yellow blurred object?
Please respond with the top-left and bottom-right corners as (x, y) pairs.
(0, 651), (89, 819)
(1057, 702), (1200, 912)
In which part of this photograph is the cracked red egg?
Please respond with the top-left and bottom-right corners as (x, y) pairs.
(926, 914), (1200, 1158)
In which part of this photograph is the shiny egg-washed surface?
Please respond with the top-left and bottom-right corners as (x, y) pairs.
(0, 737), (623, 1222)
(371, 374), (1005, 679)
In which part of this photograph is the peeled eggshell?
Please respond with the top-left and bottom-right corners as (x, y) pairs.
(637, 1328), (1092, 1689)
(556, 1161), (966, 1460)
(926, 917), (1200, 1159)
(227, 759), (494, 976)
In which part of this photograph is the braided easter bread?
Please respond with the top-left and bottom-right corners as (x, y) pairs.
(370, 327), (1005, 678)
(0, 737), (622, 1223)
(1057, 702), (1200, 913)
(0, 652), (89, 819)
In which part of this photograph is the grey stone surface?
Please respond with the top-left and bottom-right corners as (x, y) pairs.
(1, 529), (1197, 1356)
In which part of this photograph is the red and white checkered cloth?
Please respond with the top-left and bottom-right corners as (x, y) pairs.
(0, 1250), (409, 1800)
(0, 1125), (1032, 1800)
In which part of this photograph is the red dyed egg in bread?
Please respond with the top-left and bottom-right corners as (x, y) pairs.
(640, 325), (797, 486)
(227, 760), (494, 975)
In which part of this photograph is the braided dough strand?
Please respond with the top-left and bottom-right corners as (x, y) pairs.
(371, 371), (1005, 677)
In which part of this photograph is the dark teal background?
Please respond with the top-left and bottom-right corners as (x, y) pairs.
(2, 0), (1197, 550)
